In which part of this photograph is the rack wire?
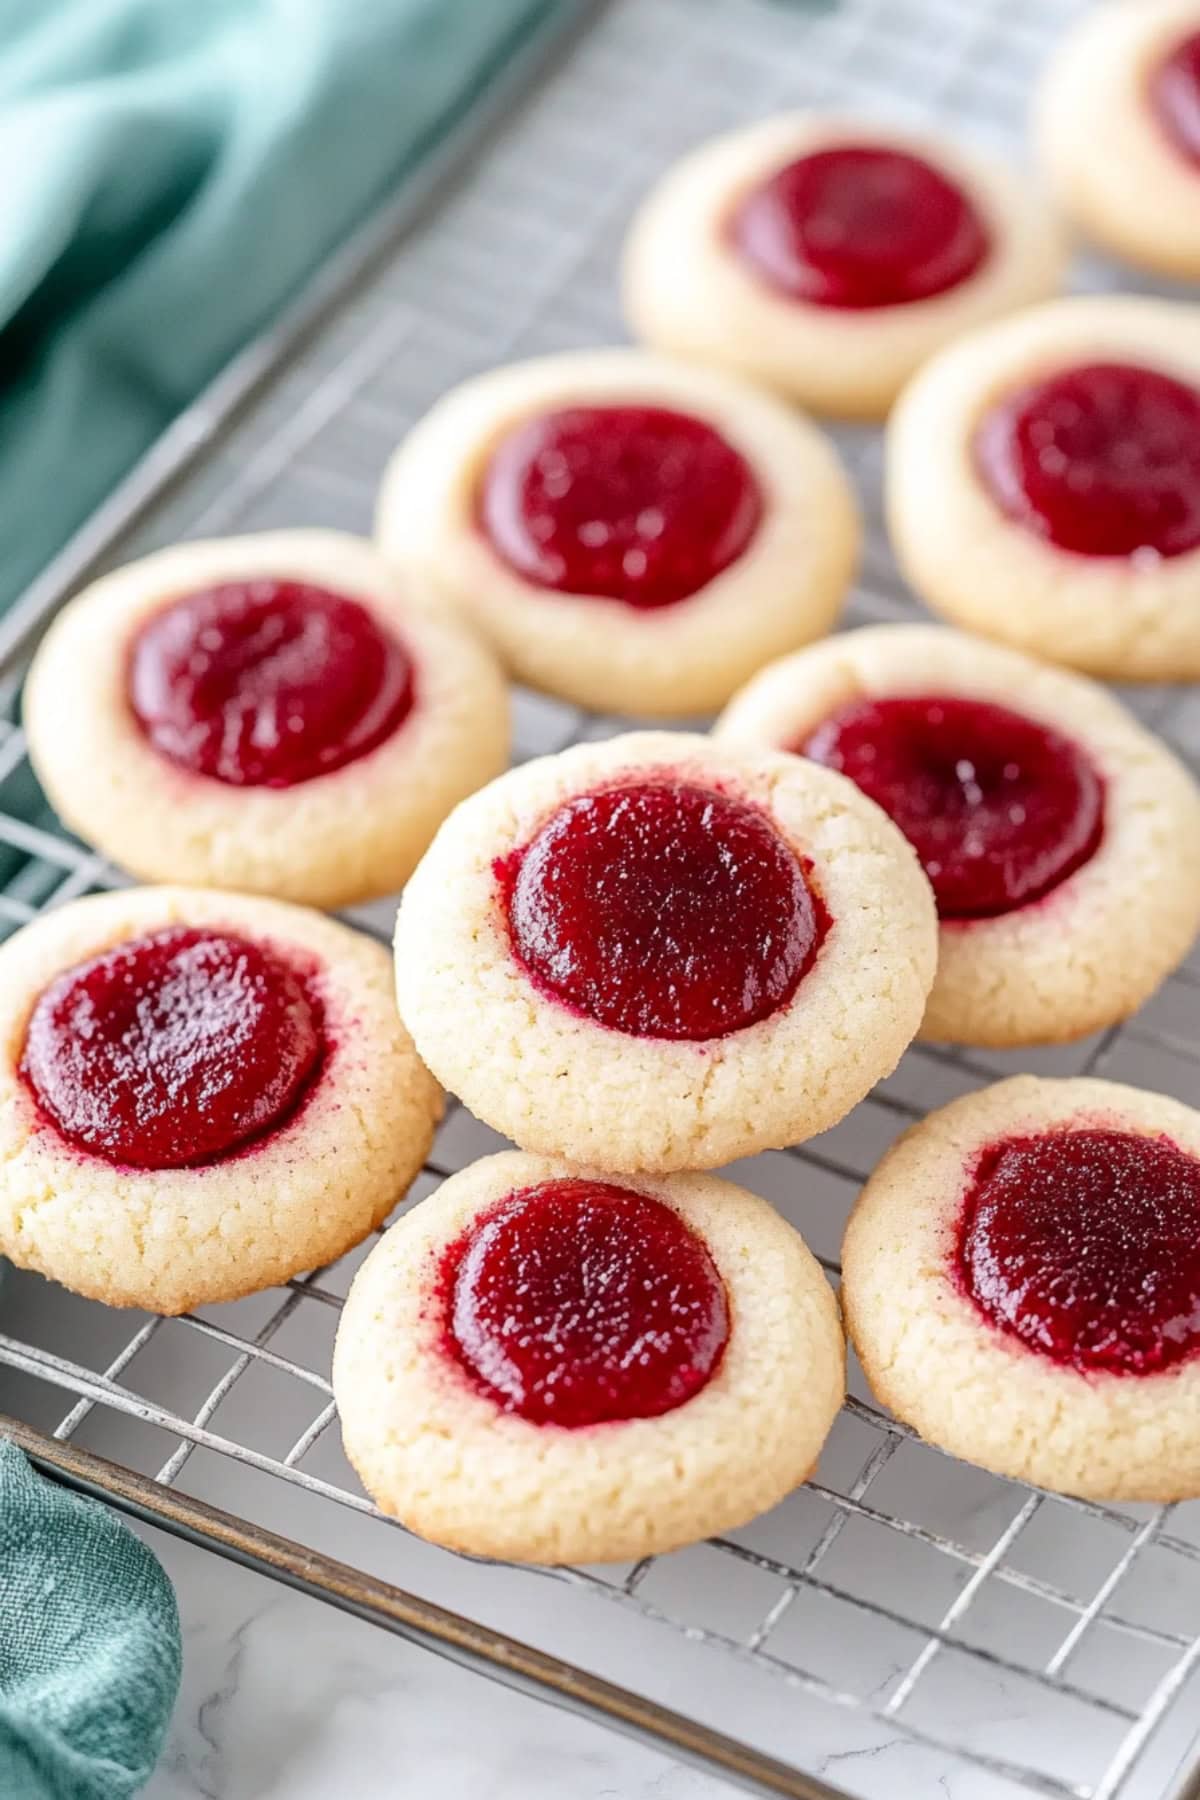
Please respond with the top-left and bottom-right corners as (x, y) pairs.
(2, 1), (1200, 1796)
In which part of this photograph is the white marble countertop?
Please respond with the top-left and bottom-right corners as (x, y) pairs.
(139, 1525), (724, 1800)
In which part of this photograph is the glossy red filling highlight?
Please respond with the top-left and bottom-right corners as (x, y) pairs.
(476, 405), (763, 609)
(441, 1179), (729, 1427)
(801, 695), (1104, 920)
(499, 779), (825, 1040)
(21, 926), (323, 1170)
(975, 362), (1200, 558)
(730, 144), (990, 310)
(1150, 32), (1200, 166)
(129, 578), (414, 788)
(957, 1128), (1200, 1376)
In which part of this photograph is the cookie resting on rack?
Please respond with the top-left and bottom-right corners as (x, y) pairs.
(621, 114), (1066, 418)
(24, 530), (508, 909)
(333, 1151), (844, 1564)
(1037, 0), (1200, 281)
(887, 296), (1200, 682)
(716, 624), (1200, 1047)
(0, 887), (441, 1314)
(393, 731), (937, 1172)
(374, 348), (858, 716)
(842, 1077), (1200, 1502)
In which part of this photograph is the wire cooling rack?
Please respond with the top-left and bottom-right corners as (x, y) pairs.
(3, 1), (1200, 1796)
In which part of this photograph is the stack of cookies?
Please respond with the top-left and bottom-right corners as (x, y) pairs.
(8, 0), (1200, 1565)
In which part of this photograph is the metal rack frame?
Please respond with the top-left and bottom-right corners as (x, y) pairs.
(2, 3), (1200, 1797)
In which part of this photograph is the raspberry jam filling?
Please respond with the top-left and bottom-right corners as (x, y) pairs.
(476, 405), (763, 609)
(1151, 32), (1200, 167)
(730, 144), (990, 309)
(498, 779), (825, 1040)
(21, 926), (323, 1170)
(801, 695), (1104, 921)
(129, 578), (414, 788)
(441, 1179), (729, 1427)
(957, 1128), (1200, 1377)
(975, 362), (1200, 558)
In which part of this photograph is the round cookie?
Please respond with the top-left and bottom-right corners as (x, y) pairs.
(621, 115), (1066, 419)
(1037, 0), (1200, 281)
(0, 886), (441, 1313)
(842, 1076), (1200, 1502)
(887, 296), (1200, 682)
(394, 731), (937, 1172)
(333, 1151), (844, 1563)
(24, 530), (509, 909)
(716, 624), (1200, 1047)
(374, 348), (858, 716)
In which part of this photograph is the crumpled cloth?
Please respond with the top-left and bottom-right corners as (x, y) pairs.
(0, 0), (556, 612)
(0, 1441), (182, 1800)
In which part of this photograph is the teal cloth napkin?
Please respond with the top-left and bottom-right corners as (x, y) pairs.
(0, 1442), (181, 1799)
(0, 0), (557, 614)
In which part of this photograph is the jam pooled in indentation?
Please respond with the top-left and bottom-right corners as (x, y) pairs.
(1150, 32), (1200, 167)
(476, 405), (763, 609)
(499, 779), (825, 1040)
(21, 926), (323, 1169)
(801, 695), (1104, 921)
(957, 1127), (1200, 1376)
(730, 144), (990, 310)
(975, 361), (1200, 558)
(129, 579), (415, 788)
(442, 1178), (729, 1427)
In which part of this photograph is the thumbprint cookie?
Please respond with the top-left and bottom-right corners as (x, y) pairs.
(887, 296), (1200, 681)
(24, 530), (508, 908)
(716, 624), (1200, 1046)
(1038, 0), (1200, 281)
(843, 1077), (1200, 1502)
(0, 887), (441, 1312)
(622, 115), (1065, 418)
(333, 1152), (844, 1563)
(375, 348), (857, 716)
(393, 732), (936, 1171)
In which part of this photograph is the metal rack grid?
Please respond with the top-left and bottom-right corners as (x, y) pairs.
(2, 1), (1200, 1797)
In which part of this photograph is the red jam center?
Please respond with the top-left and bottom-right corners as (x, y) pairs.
(730, 145), (990, 309)
(128, 579), (414, 788)
(499, 779), (824, 1040)
(21, 926), (322, 1170)
(975, 362), (1200, 558)
(441, 1179), (729, 1427)
(801, 695), (1104, 921)
(1150, 32), (1200, 166)
(476, 405), (763, 609)
(957, 1128), (1200, 1377)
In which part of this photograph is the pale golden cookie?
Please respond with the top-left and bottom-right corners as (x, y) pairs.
(24, 530), (508, 909)
(716, 625), (1200, 1047)
(1038, 0), (1200, 281)
(622, 115), (1066, 419)
(374, 348), (858, 715)
(843, 1077), (1200, 1502)
(887, 297), (1200, 682)
(394, 731), (936, 1172)
(333, 1152), (844, 1564)
(0, 887), (441, 1313)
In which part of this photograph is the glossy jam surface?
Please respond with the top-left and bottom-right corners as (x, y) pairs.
(22, 927), (323, 1169)
(442, 1179), (729, 1427)
(957, 1128), (1200, 1376)
(500, 780), (824, 1040)
(1151, 32), (1200, 166)
(730, 145), (990, 309)
(975, 362), (1200, 559)
(801, 695), (1104, 920)
(476, 405), (763, 609)
(129, 579), (414, 787)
